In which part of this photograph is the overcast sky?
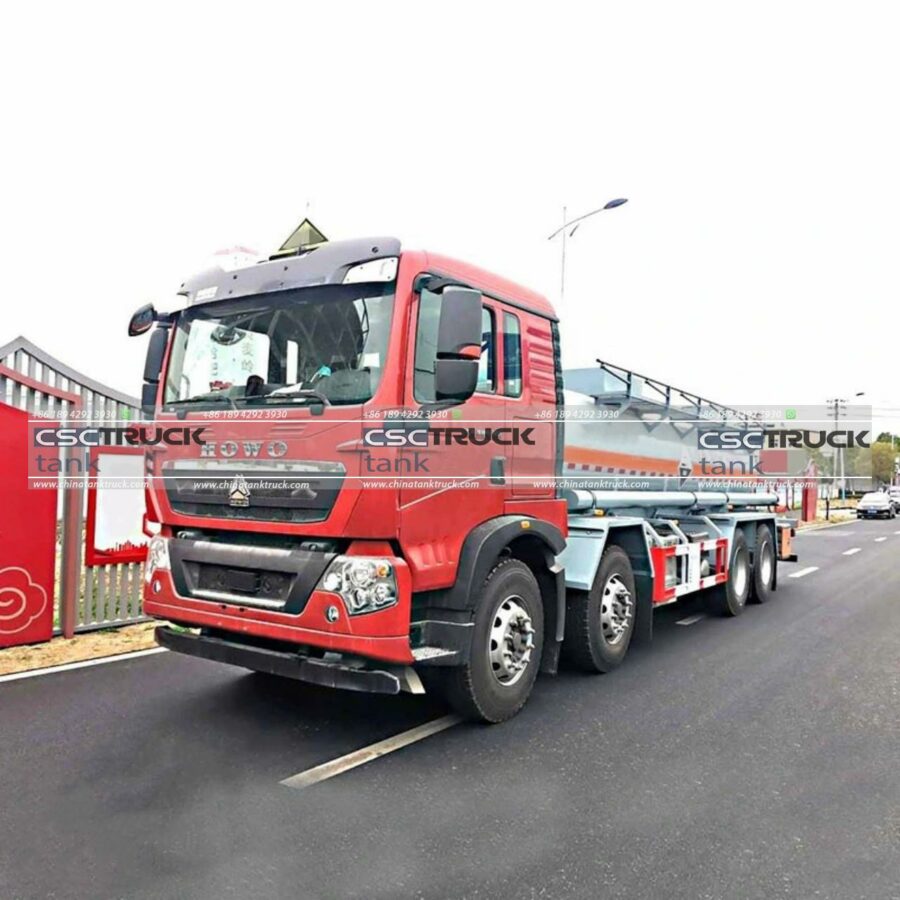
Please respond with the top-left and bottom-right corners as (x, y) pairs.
(3, 1), (897, 431)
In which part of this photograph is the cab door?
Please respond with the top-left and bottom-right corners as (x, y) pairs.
(397, 284), (509, 592)
(500, 307), (558, 499)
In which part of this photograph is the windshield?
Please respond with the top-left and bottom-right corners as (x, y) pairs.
(861, 493), (885, 502)
(163, 283), (394, 408)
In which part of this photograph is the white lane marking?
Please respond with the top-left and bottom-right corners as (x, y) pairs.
(843, 548), (862, 556)
(895, 530), (900, 535)
(789, 567), (820, 579)
(281, 714), (463, 789)
(875, 537), (888, 543)
(676, 614), (707, 626)
(0, 647), (168, 685)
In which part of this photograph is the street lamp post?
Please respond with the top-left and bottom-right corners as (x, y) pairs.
(548, 198), (628, 304)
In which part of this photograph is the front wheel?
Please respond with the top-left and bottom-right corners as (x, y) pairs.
(435, 558), (544, 723)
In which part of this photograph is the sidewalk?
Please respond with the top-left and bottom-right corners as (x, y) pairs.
(797, 511), (857, 530)
(0, 622), (159, 676)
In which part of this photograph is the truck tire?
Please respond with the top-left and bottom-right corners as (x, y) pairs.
(436, 558), (544, 723)
(707, 530), (750, 617)
(562, 545), (636, 672)
(750, 526), (775, 604)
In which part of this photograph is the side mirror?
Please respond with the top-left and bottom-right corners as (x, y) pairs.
(141, 383), (158, 418)
(436, 287), (482, 358)
(141, 328), (169, 418)
(128, 303), (156, 336)
(434, 287), (482, 404)
(435, 359), (478, 402)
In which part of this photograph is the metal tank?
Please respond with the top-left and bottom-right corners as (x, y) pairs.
(562, 360), (765, 493)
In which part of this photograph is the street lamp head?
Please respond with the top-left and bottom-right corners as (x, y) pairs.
(548, 198), (630, 240)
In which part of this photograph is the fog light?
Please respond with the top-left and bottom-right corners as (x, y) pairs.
(325, 604), (340, 623)
(152, 579), (162, 594)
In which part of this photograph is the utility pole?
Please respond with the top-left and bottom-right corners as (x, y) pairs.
(827, 391), (865, 501)
(826, 398), (841, 501)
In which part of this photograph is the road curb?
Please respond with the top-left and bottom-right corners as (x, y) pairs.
(0, 647), (168, 684)
(797, 518), (857, 533)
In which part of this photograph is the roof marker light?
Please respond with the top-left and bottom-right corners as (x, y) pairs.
(343, 257), (398, 284)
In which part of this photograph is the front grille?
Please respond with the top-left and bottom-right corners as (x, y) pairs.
(162, 459), (345, 524)
(168, 536), (336, 613)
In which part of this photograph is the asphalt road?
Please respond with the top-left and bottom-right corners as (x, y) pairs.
(2, 518), (899, 900)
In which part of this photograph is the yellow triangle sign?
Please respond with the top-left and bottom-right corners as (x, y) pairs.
(278, 218), (328, 253)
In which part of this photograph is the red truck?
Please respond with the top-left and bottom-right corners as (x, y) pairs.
(130, 236), (794, 722)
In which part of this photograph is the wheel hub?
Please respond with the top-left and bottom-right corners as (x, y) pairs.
(759, 543), (773, 586)
(488, 595), (534, 686)
(600, 575), (633, 646)
(733, 553), (748, 599)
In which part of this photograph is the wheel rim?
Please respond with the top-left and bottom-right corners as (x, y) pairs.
(732, 552), (748, 601)
(488, 595), (534, 687)
(759, 541), (774, 587)
(599, 574), (633, 646)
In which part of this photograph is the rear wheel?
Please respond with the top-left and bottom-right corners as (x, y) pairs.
(562, 545), (636, 672)
(707, 530), (750, 617)
(435, 558), (544, 723)
(750, 526), (775, 604)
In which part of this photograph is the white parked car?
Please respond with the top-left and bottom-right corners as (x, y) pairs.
(857, 491), (896, 519)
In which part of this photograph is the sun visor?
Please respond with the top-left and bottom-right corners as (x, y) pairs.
(178, 237), (401, 306)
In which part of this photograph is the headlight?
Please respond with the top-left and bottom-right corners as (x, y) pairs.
(145, 536), (170, 583)
(317, 556), (397, 615)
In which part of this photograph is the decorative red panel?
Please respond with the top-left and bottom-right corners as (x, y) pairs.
(0, 402), (56, 647)
(84, 445), (149, 566)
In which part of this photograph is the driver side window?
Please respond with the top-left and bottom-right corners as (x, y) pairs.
(413, 289), (496, 403)
(413, 288), (441, 403)
(476, 306), (496, 393)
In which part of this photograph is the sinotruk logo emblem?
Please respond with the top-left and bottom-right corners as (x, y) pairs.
(229, 474), (251, 508)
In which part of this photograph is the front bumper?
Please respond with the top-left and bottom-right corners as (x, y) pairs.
(143, 541), (415, 665)
(155, 626), (414, 693)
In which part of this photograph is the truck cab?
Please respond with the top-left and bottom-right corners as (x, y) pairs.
(133, 238), (569, 721)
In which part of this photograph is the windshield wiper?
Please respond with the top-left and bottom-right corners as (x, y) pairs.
(259, 387), (331, 406)
(169, 394), (239, 417)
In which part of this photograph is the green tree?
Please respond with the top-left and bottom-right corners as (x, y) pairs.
(845, 444), (871, 477)
(871, 441), (896, 485)
(875, 432), (900, 451)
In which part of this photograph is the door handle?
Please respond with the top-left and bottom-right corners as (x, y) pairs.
(490, 456), (505, 486)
